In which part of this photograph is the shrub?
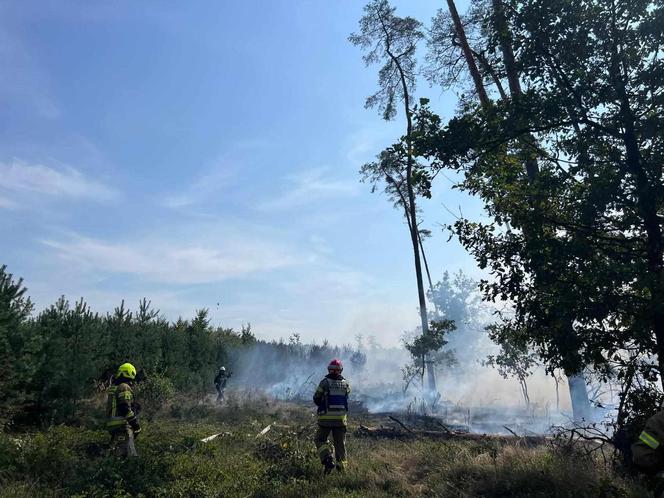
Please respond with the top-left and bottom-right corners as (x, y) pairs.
(136, 373), (176, 416)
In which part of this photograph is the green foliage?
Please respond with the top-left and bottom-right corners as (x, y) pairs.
(0, 265), (259, 426)
(240, 323), (257, 345)
(428, 270), (481, 327)
(397, 0), (664, 422)
(0, 264), (370, 427)
(0, 266), (35, 429)
(349, 0), (423, 121)
(0, 399), (649, 497)
(403, 319), (456, 391)
(135, 373), (176, 417)
(404, 319), (455, 360)
(30, 297), (105, 421)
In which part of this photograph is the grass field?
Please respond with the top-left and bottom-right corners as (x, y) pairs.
(0, 391), (652, 497)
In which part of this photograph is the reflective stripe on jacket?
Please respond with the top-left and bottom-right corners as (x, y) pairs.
(313, 375), (351, 427)
(632, 409), (664, 472)
(106, 382), (137, 431)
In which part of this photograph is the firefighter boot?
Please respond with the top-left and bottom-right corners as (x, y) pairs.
(323, 455), (335, 475)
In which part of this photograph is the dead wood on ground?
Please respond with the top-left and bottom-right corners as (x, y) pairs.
(354, 425), (547, 446)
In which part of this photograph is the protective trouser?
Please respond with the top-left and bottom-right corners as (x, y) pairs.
(109, 426), (138, 457)
(216, 384), (225, 402)
(315, 424), (347, 470)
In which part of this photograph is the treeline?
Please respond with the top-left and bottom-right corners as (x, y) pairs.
(0, 265), (357, 428)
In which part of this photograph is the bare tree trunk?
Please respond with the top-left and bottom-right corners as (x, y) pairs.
(491, 0), (539, 182)
(446, 0), (490, 108)
(417, 233), (438, 401)
(491, 0), (521, 96)
(418, 229), (435, 297)
(567, 374), (592, 422)
(519, 376), (530, 407)
(470, 47), (508, 101)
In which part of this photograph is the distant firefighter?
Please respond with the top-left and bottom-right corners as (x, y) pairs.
(214, 366), (231, 403)
(106, 362), (141, 457)
(313, 358), (351, 474)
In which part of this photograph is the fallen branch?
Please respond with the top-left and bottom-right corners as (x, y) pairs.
(355, 425), (546, 446)
(255, 423), (273, 438)
(389, 415), (414, 433)
(296, 421), (317, 437)
(436, 421), (453, 434)
(503, 426), (520, 438)
(200, 431), (231, 443)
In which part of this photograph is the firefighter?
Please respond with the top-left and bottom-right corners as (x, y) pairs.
(313, 358), (351, 474)
(632, 404), (664, 498)
(106, 362), (141, 457)
(214, 366), (231, 403)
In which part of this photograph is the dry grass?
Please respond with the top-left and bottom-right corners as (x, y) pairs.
(0, 395), (651, 497)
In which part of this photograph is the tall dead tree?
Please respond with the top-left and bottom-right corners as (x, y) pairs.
(351, 0), (438, 398)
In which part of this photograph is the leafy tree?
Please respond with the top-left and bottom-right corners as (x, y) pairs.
(485, 330), (538, 407)
(410, 0), (663, 423)
(429, 270), (481, 327)
(134, 298), (164, 373)
(403, 319), (456, 393)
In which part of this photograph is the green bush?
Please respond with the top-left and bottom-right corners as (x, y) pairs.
(136, 373), (176, 416)
(0, 401), (652, 498)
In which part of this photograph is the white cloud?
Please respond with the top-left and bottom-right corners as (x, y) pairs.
(163, 168), (235, 209)
(257, 168), (360, 211)
(346, 131), (377, 167)
(344, 125), (399, 167)
(0, 160), (118, 202)
(41, 228), (300, 285)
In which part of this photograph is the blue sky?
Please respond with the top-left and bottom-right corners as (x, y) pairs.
(0, 0), (481, 346)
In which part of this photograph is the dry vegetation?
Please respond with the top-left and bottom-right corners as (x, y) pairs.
(0, 390), (651, 497)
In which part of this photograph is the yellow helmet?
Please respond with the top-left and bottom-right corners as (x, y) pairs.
(116, 362), (137, 380)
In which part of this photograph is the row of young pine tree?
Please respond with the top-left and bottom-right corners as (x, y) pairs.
(0, 265), (355, 429)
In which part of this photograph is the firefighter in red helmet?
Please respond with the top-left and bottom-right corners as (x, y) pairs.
(313, 358), (351, 473)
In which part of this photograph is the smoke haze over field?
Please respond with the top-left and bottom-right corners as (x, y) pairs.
(228, 333), (574, 434)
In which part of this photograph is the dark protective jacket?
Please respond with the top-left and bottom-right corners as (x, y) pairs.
(313, 374), (351, 427)
(632, 409), (664, 474)
(214, 370), (230, 388)
(106, 379), (139, 433)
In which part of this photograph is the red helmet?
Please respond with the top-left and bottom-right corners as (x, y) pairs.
(328, 359), (343, 372)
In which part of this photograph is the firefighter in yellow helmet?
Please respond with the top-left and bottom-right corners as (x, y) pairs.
(313, 359), (351, 474)
(106, 362), (141, 457)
